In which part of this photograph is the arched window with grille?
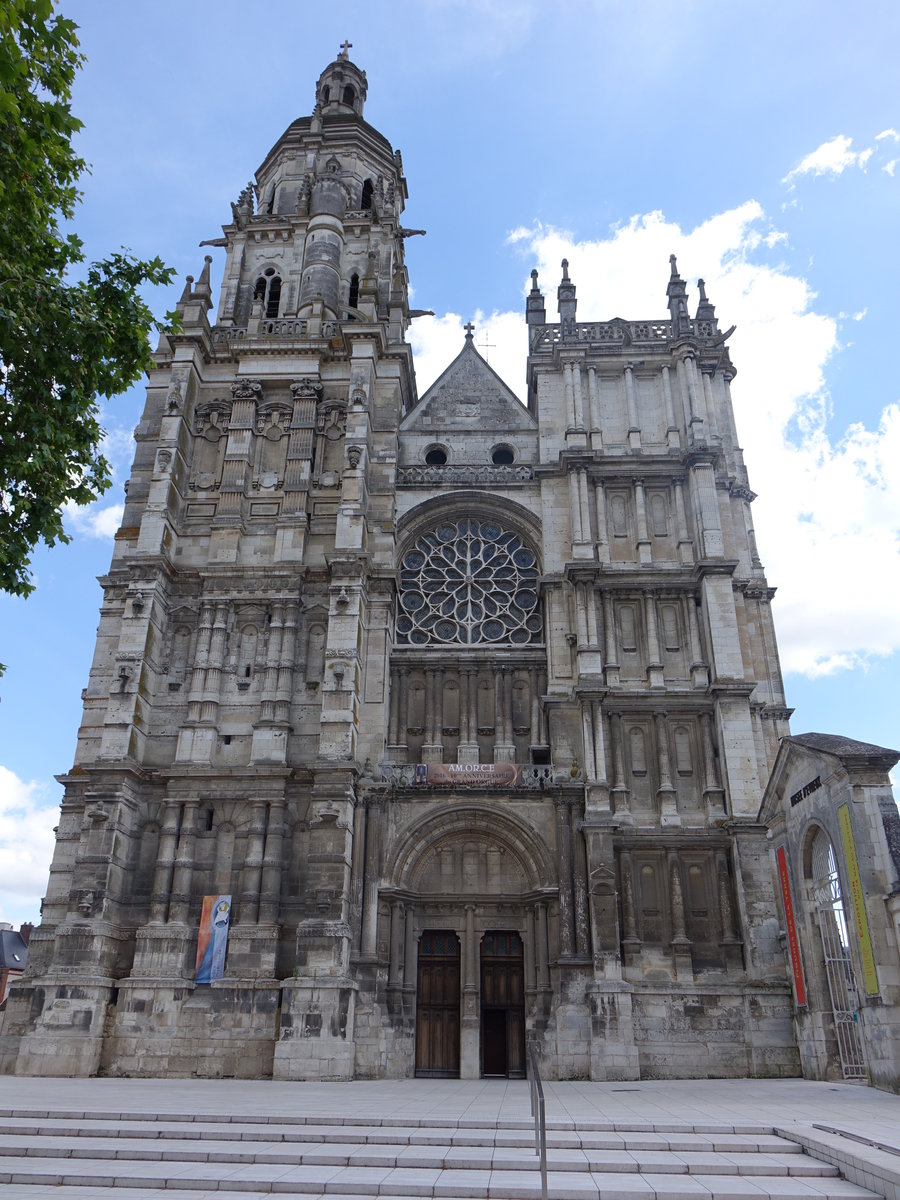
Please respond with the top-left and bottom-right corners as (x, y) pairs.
(397, 518), (542, 646)
(253, 268), (282, 319)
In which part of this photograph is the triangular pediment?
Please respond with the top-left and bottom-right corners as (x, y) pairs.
(403, 339), (536, 432)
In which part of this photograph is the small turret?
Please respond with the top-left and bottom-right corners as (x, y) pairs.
(695, 278), (718, 329)
(557, 259), (577, 324)
(666, 254), (692, 337)
(526, 268), (546, 326)
(192, 255), (213, 310)
(315, 42), (368, 119)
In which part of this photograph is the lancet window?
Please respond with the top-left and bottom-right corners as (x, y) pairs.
(397, 518), (542, 646)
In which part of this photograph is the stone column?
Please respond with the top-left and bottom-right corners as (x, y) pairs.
(668, 851), (692, 980)
(186, 601), (214, 723)
(525, 907), (537, 995)
(588, 366), (602, 451)
(258, 799), (285, 926)
(458, 667), (479, 764)
(609, 712), (631, 822)
(349, 798), (366, 953)
(716, 849), (743, 968)
(493, 667), (504, 760)
(423, 667), (442, 762)
(555, 798), (575, 957)
(673, 477), (694, 564)
(654, 713), (680, 828)
(573, 362), (585, 431)
(620, 849), (640, 967)
(536, 902), (550, 992)
(388, 665), (400, 748)
(388, 900), (404, 991)
(564, 362), (576, 431)
(360, 797), (381, 958)
(149, 799), (180, 923)
(661, 364), (680, 449)
(644, 592), (664, 689)
(573, 803), (590, 958)
(167, 800), (198, 925)
(687, 595), (710, 688)
(403, 905), (417, 993)
(201, 601), (230, 723)
(239, 800), (268, 924)
(569, 468), (583, 545)
(461, 904), (479, 1078)
(634, 478), (651, 565)
(700, 713), (725, 818)
(682, 354), (705, 441)
(276, 601), (298, 724)
(398, 667), (410, 759)
(624, 364), (641, 451)
(582, 700), (597, 781)
(594, 480), (610, 563)
(603, 593), (619, 687)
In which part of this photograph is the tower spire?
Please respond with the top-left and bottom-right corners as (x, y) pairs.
(557, 258), (577, 323)
(666, 254), (691, 337)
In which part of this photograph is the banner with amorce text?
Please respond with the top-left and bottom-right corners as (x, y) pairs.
(414, 763), (523, 787)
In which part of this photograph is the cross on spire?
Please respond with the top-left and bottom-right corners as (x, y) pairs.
(463, 321), (475, 341)
(339, 39), (352, 58)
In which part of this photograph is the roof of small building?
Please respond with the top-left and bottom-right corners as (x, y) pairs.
(0, 928), (28, 971)
(790, 732), (899, 759)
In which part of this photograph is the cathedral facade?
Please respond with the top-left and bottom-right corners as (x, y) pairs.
(3, 50), (899, 1087)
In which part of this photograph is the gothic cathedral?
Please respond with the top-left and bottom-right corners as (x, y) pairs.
(4, 49), (899, 1088)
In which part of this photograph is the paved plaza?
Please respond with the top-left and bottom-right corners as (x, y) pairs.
(0, 1076), (897, 1199)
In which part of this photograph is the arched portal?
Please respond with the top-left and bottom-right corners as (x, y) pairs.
(806, 826), (867, 1079)
(389, 806), (554, 1079)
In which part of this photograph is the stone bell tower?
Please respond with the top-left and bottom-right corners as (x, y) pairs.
(0, 45), (420, 1080)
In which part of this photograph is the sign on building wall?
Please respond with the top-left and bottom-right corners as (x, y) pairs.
(195, 895), (232, 983)
(415, 763), (523, 787)
(775, 846), (807, 1007)
(838, 805), (880, 996)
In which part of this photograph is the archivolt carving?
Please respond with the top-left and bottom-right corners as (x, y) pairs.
(389, 805), (554, 893)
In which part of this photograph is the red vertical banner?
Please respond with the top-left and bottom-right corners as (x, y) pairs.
(775, 845), (807, 1007)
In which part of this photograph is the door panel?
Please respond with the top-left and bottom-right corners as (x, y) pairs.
(415, 930), (460, 1078)
(480, 930), (526, 1079)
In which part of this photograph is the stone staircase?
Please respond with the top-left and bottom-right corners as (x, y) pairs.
(0, 1104), (886, 1199)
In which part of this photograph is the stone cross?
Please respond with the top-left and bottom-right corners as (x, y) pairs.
(464, 321), (475, 340)
(339, 40), (352, 58)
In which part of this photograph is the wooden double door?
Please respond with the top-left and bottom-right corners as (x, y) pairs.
(414, 928), (525, 1079)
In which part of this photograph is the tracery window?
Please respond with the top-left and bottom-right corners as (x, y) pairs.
(397, 518), (541, 646)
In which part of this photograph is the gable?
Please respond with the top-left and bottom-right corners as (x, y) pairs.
(403, 340), (536, 433)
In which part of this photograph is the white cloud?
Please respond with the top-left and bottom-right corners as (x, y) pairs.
(876, 129), (900, 142)
(64, 500), (124, 539)
(884, 160), (897, 177)
(783, 135), (872, 183)
(0, 767), (58, 926)
(410, 203), (900, 680)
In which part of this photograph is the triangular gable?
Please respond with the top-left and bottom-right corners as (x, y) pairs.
(403, 338), (537, 432)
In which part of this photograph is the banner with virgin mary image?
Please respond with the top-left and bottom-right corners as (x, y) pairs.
(195, 894), (232, 983)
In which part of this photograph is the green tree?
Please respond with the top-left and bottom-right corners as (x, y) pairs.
(0, 0), (175, 598)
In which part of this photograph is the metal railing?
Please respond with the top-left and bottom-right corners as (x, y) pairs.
(527, 1044), (548, 1200)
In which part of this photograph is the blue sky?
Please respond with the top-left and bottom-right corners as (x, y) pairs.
(1, 0), (899, 925)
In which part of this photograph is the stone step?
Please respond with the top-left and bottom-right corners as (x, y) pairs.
(0, 1106), (883, 1200)
(0, 1132), (841, 1175)
(0, 1116), (805, 1153)
(0, 1156), (882, 1199)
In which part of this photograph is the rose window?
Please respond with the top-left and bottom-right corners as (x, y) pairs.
(397, 519), (542, 645)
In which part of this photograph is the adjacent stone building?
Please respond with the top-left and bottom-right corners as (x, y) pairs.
(2, 48), (898, 1086)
